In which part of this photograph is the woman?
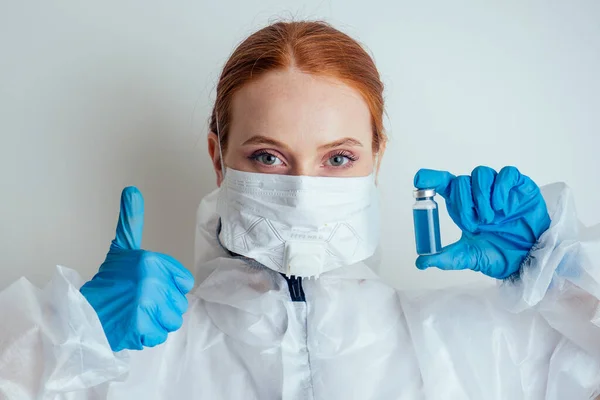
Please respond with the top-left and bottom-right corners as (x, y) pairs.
(1, 21), (599, 400)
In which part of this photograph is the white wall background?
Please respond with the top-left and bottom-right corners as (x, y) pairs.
(1, 0), (599, 290)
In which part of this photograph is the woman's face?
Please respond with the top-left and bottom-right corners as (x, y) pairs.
(208, 69), (375, 185)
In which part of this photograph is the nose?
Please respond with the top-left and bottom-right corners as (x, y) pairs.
(288, 159), (317, 177)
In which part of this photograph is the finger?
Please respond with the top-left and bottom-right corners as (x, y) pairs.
(156, 303), (185, 333)
(491, 166), (521, 212)
(111, 186), (144, 251)
(415, 240), (477, 271)
(166, 286), (189, 315)
(137, 252), (194, 296)
(161, 254), (195, 295)
(135, 303), (169, 348)
(413, 169), (456, 199)
(449, 175), (478, 233)
(471, 166), (497, 224)
(140, 329), (169, 348)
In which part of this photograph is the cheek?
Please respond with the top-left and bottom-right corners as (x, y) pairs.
(331, 150), (375, 177)
(356, 154), (376, 174)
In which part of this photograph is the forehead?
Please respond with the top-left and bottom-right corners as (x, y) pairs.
(228, 69), (372, 148)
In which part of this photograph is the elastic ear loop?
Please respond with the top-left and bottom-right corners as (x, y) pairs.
(215, 111), (226, 177)
(215, 111), (231, 251)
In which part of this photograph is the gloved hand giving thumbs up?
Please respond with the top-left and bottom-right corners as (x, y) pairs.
(80, 187), (194, 352)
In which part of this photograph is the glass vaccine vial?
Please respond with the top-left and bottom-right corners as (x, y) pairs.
(413, 189), (442, 255)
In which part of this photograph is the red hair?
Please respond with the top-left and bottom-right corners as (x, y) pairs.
(210, 21), (386, 156)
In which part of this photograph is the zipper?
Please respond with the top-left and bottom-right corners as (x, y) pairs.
(217, 221), (305, 303)
(284, 275), (306, 302)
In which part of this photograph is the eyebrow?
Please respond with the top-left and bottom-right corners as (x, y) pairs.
(241, 135), (364, 150)
(241, 135), (291, 151)
(318, 137), (364, 150)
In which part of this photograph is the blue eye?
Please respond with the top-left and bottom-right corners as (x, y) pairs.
(325, 151), (358, 168)
(250, 152), (283, 166)
(328, 155), (349, 167)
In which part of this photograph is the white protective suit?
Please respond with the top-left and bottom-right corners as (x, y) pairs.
(1, 182), (600, 400)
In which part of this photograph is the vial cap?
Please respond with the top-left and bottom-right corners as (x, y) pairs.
(413, 188), (436, 199)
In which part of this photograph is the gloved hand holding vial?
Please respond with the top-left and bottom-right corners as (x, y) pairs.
(413, 166), (551, 279)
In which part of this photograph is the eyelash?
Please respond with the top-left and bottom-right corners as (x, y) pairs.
(248, 149), (358, 169)
(329, 150), (358, 166)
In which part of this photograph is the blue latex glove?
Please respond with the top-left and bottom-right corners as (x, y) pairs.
(80, 187), (194, 351)
(413, 166), (551, 279)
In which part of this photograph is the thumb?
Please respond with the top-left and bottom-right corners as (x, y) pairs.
(111, 186), (144, 250)
(413, 169), (455, 200)
(415, 239), (478, 271)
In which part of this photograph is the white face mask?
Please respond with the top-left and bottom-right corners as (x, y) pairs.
(217, 168), (381, 278)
